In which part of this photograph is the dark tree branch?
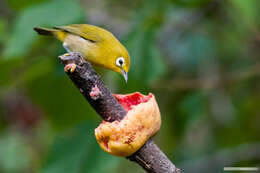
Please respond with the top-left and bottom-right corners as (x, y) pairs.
(58, 52), (180, 173)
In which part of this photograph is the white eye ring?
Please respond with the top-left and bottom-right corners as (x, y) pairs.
(116, 57), (125, 67)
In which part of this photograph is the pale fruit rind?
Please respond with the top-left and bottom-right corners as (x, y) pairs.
(95, 93), (161, 157)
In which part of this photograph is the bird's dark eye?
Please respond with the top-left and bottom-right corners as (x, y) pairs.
(116, 57), (125, 67)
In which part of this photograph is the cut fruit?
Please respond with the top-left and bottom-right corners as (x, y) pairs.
(95, 92), (161, 157)
(114, 92), (152, 111)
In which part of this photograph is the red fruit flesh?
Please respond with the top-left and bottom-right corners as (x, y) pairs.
(114, 92), (152, 112)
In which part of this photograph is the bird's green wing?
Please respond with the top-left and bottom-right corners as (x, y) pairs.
(54, 24), (103, 42)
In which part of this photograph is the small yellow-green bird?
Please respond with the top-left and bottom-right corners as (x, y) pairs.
(34, 24), (130, 82)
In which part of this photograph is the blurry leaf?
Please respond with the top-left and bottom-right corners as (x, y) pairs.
(179, 92), (206, 129)
(173, 0), (211, 7)
(15, 56), (55, 85)
(0, 132), (32, 173)
(133, 0), (166, 27)
(7, 0), (47, 11)
(230, 0), (260, 27)
(25, 64), (97, 130)
(0, 18), (7, 44)
(168, 33), (215, 72)
(0, 56), (54, 94)
(121, 0), (167, 86)
(3, 0), (85, 59)
(126, 28), (166, 85)
(41, 123), (121, 173)
(148, 44), (165, 82)
(0, 57), (24, 91)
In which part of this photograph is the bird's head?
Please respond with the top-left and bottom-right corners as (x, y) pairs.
(109, 44), (130, 82)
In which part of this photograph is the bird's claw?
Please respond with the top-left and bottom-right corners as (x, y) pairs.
(64, 63), (76, 73)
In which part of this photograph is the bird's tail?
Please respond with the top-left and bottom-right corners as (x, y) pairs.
(34, 27), (58, 36)
(34, 27), (66, 42)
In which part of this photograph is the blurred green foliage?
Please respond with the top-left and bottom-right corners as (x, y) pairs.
(0, 0), (260, 173)
(4, 0), (85, 58)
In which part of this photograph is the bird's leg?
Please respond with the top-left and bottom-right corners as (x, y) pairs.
(64, 63), (76, 73)
(61, 45), (82, 72)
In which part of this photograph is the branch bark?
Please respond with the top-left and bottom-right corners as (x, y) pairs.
(58, 52), (180, 173)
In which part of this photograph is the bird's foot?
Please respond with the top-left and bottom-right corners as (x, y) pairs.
(64, 63), (76, 73)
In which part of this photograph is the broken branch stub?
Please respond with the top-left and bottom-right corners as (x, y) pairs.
(59, 52), (126, 122)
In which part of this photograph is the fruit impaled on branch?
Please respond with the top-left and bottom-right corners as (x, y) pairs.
(95, 92), (161, 157)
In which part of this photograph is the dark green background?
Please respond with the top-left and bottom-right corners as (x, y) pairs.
(0, 0), (259, 172)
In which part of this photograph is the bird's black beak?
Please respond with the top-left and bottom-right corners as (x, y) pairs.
(120, 69), (128, 83)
